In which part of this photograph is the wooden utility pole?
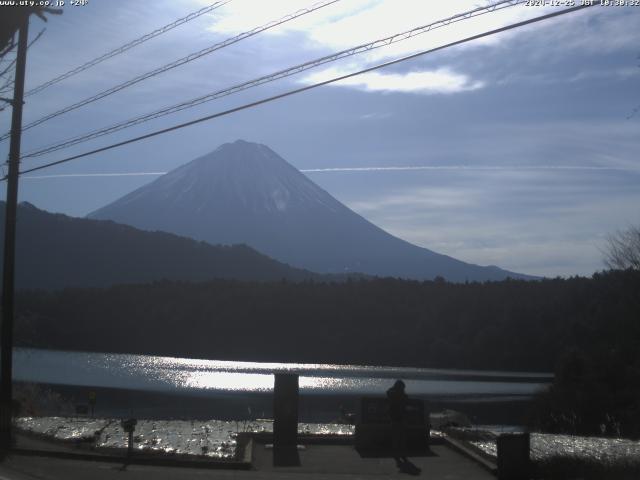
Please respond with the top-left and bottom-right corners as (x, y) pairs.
(0, 14), (29, 452)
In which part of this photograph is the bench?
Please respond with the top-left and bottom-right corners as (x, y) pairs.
(355, 397), (429, 452)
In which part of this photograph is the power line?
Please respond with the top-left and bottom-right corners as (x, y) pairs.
(0, 56), (17, 82)
(8, 3), (596, 180)
(0, 40), (16, 60)
(21, 0), (523, 160)
(0, 30), (45, 88)
(24, 0), (233, 98)
(0, 0), (341, 142)
(0, 28), (45, 112)
(0, 77), (15, 99)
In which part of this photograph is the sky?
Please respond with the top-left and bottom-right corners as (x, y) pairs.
(0, 0), (638, 278)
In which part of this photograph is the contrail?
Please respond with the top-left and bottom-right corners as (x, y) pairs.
(301, 165), (640, 172)
(19, 165), (640, 180)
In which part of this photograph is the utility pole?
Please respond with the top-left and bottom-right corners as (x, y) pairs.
(0, 14), (29, 453)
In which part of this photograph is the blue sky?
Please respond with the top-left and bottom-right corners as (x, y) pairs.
(1, 0), (639, 277)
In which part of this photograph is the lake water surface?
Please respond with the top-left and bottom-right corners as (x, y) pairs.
(15, 348), (551, 400)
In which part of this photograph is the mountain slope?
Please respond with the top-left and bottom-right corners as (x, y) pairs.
(89, 140), (533, 281)
(0, 202), (320, 290)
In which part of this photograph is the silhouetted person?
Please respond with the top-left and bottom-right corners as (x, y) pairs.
(387, 379), (408, 464)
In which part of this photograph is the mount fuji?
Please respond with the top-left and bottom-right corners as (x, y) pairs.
(88, 140), (532, 281)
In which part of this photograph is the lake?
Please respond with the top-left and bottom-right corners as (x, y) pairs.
(14, 347), (551, 399)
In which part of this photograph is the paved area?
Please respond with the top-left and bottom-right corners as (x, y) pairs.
(0, 443), (496, 479)
(253, 443), (495, 478)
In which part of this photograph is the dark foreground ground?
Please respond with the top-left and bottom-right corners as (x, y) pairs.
(0, 440), (495, 480)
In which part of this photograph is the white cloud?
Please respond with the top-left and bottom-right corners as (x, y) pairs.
(193, 0), (557, 100)
(527, 7), (640, 57)
(498, 66), (640, 87)
(359, 112), (392, 120)
(203, 0), (539, 57)
(567, 67), (640, 83)
(301, 67), (484, 94)
(303, 165), (640, 173)
(348, 186), (477, 212)
(200, 0), (590, 96)
(197, 1), (629, 98)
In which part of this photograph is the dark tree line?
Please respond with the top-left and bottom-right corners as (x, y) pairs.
(13, 270), (639, 371)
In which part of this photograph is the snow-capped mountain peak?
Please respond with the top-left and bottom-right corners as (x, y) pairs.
(88, 140), (531, 281)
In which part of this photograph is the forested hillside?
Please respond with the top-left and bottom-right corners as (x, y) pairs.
(0, 202), (322, 289)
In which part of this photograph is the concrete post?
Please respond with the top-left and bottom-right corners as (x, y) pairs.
(497, 432), (530, 480)
(273, 373), (299, 466)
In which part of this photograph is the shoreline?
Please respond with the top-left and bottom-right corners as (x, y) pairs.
(18, 382), (536, 425)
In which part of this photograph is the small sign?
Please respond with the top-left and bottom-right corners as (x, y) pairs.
(88, 391), (97, 405)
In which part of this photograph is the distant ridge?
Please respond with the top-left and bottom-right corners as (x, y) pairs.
(89, 140), (535, 282)
(0, 201), (321, 290)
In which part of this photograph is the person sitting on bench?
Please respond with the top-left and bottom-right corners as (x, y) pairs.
(387, 379), (408, 465)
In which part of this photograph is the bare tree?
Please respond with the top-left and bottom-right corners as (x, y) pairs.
(604, 225), (640, 270)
